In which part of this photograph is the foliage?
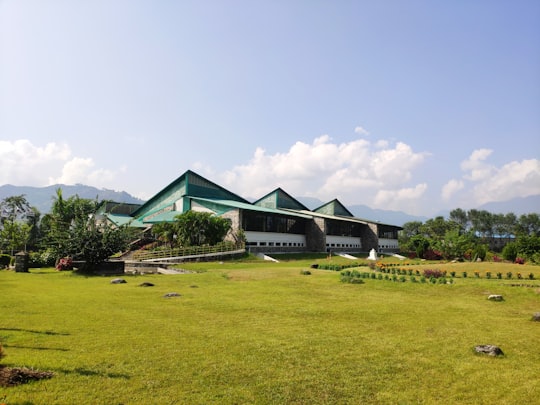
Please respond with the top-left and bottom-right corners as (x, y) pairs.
(55, 257), (73, 271)
(0, 220), (33, 255)
(422, 269), (445, 279)
(515, 235), (540, 261)
(174, 211), (231, 246)
(502, 242), (518, 262)
(28, 250), (56, 268)
(43, 188), (130, 267)
(0, 195), (32, 224)
(0, 253), (11, 268)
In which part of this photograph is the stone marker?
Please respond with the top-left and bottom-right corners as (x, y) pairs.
(487, 294), (503, 301)
(164, 292), (181, 298)
(110, 278), (127, 284)
(138, 282), (154, 287)
(474, 345), (504, 356)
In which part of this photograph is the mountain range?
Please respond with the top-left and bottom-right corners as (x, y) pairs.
(0, 184), (145, 215)
(0, 184), (538, 227)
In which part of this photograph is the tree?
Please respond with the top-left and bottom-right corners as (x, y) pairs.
(45, 189), (98, 260)
(45, 188), (129, 267)
(173, 211), (231, 246)
(435, 229), (476, 260)
(152, 222), (177, 248)
(449, 208), (469, 232)
(515, 213), (540, 236)
(0, 220), (32, 255)
(0, 195), (32, 225)
(67, 214), (130, 268)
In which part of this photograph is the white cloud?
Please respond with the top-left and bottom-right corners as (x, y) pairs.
(472, 159), (540, 205)
(441, 179), (464, 201)
(461, 148), (494, 181)
(354, 126), (369, 136)
(0, 139), (124, 189)
(443, 149), (540, 207)
(373, 183), (428, 211)
(0, 139), (70, 186)
(220, 134), (429, 210)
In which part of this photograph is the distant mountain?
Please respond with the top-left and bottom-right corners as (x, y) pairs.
(0, 184), (145, 214)
(478, 195), (540, 216)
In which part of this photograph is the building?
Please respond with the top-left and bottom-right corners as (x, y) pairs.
(104, 170), (402, 254)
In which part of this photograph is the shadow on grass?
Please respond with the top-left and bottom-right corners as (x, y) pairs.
(55, 367), (130, 379)
(3, 344), (69, 352)
(0, 328), (69, 336)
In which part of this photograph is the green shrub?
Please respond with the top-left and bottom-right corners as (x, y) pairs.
(502, 242), (518, 262)
(300, 270), (311, 275)
(0, 254), (11, 268)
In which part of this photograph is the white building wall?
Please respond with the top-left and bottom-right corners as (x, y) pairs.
(245, 231), (306, 248)
(325, 235), (362, 249)
(378, 237), (399, 250)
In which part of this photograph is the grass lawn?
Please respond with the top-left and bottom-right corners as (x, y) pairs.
(1, 257), (539, 404)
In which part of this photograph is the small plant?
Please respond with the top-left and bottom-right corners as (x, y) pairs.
(486, 272), (491, 279)
(515, 257), (525, 265)
(450, 271), (456, 278)
(300, 270), (311, 275)
(496, 272), (502, 279)
(474, 271), (480, 278)
(399, 275), (407, 283)
(493, 255), (502, 262)
(410, 276), (417, 283)
(517, 273), (522, 279)
(0, 342), (5, 361)
(462, 272), (467, 278)
(506, 272), (513, 279)
(529, 273), (535, 280)
(423, 269), (444, 279)
(420, 276), (426, 283)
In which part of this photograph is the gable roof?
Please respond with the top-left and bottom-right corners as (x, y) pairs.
(131, 170), (249, 220)
(313, 199), (354, 217)
(253, 188), (310, 211)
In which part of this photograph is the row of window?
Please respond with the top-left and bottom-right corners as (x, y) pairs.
(246, 241), (306, 247)
(326, 243), (361, 248)
(242, 212), (306, 234)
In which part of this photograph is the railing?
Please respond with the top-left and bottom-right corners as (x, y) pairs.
(131, 242), (245, 261)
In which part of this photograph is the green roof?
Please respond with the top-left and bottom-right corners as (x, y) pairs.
(253, 188), (310, 211)
(314, 199), (354, 217)
(106, 213), (146, 228)
(191, 197), (313, 219)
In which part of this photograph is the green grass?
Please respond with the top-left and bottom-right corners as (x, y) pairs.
(1, 259), (539, 404)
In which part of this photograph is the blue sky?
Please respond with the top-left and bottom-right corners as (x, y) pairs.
(1, 0), (539, 216)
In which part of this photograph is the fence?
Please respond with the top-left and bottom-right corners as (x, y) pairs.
(132, 242), (245, 261)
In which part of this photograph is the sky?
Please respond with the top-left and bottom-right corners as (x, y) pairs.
(1, 0), (539, 216)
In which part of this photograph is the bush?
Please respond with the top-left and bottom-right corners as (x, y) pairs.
(28, 250), (56, 268)
(0, 254), (11, 268)
(300, 270), (311, 275)
(423, 269), (445, 279)
(502, 242), (518, 262)
(56, 257), (73, 271)
(515, 257), (525, 265)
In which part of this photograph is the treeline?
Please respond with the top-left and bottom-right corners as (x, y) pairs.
(0, 192), (130, 269)
(399, 208), (540, 263)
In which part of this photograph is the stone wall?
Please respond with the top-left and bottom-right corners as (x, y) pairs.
(306, 217), (326, 252)
(360, 223), (379, 252)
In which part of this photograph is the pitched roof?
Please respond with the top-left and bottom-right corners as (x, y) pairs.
(313, 199), (354, 217)
(131, 170), (249, 220)
(253, 188), (310, 211)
